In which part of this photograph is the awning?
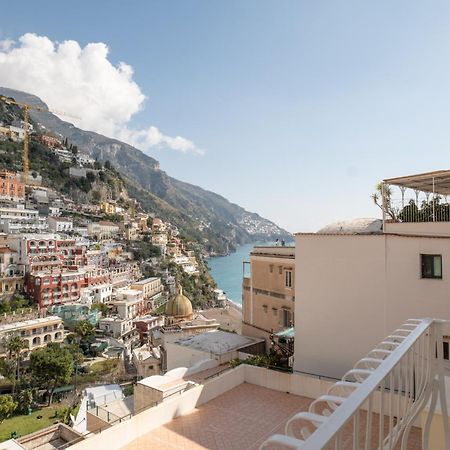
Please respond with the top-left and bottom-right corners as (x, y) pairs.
(274, 327), (295, 339)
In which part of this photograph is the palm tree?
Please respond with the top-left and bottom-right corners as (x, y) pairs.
(5, 335), (26, 394)
(74, 320), (95, 344)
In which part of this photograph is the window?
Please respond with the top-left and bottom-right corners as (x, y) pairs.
(444, 342), (449, 361)
(269, 265), (273, 273)
(262, 305), (268, 314)
(281, 309), (291, 327)
(285, 270), (292, 288)
(421, 254), (442, 279)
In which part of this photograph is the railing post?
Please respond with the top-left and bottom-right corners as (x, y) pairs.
(435, 321), (450, 450)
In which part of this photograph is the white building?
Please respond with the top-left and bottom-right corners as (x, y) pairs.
(47, 216), (73, 233)
(164, 330), (264, 372)
(92, 283), (113, 303)
(111, 288), (145, 319)
(294, 170), (450, 380)
(0, 205), (47, 233)
(54, 148), (73, 163)
(77, 154), (96, 166)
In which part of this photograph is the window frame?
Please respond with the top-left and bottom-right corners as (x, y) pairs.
(285, 270), (292, 288)
(421, 254), (443, 279)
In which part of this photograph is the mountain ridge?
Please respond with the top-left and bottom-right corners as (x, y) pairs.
(0, 87), (291, 254)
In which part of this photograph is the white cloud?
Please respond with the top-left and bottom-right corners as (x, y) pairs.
(0, 33), (202, 155)
(0, 39), (14, 51)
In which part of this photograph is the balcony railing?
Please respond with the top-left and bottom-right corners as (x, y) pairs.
(261, 318), (450, 450)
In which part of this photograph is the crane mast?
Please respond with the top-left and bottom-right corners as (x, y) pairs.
(0, 96), (78, 186)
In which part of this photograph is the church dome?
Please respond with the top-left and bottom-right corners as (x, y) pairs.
(165, 285), (193, 318)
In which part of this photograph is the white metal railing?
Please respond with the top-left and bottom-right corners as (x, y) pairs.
(381, 183), (450, 223)
(260, 319), (450, 450)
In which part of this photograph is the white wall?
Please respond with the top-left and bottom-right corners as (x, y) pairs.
(294, 233), (450, 379)
(165, 343), (217, 371)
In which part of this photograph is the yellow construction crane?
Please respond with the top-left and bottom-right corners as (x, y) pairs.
(0, 95), (78, 185)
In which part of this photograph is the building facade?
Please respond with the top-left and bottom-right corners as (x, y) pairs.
(0, 170), (25, 202)
(242, 246), (295, 348)
(0, 246), (24, 295)
(47, 216), (73, 232)
(0, 316), (64, 357)
(294, 170), (450, 380)
(0, 205), (47, 233)
(131, 277), (163, 309)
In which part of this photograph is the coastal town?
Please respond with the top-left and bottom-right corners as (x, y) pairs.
(0, 102), (251, 445)
(2, 4), (450, 449)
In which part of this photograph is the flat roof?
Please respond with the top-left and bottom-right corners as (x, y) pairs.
(0, 316), (61, 332)
(132, 277), (159, 285)
(250, 246), (295, 258)
(173, 330), (258, 355)
(384, 169), (450, 194)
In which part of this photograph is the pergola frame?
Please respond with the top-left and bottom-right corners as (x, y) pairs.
(382, 170), (450, 224)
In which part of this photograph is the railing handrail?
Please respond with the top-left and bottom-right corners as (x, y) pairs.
(261, 318), (450, 450)
(296, 318), (434, 449)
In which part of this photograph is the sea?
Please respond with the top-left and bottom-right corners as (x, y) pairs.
(208, 242), (285, 305)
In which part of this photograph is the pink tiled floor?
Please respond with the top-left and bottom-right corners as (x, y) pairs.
(122, 382), (423, 450)
(122, 383), (312, 450)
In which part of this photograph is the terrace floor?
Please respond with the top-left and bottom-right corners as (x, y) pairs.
(122, 383), (312, 450)
(121, 381), (423, 450)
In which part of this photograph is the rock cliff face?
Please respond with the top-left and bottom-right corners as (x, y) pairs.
(0, 87), (291, 254)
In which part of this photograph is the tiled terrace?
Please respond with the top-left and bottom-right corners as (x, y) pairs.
(122, 383), (312, 450)
(121, 382), (423, 450)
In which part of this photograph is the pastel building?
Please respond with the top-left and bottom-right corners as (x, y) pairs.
(0, 316), (64, 357)
(242, 246), (295, 348)
(0, 170), (25, 202)
(130, 277), (163, 309)
(87, 221), (120, 240)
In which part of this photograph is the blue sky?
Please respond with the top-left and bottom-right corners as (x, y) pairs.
(2, 1), (450, 232)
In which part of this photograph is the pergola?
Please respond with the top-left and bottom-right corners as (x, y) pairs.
(384, 169), (450, 195)
(382, 170), (450, 223)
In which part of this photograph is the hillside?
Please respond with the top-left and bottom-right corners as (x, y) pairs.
(0, 87), (291, 253)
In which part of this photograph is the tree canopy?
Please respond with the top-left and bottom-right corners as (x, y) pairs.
(29, 344), (74, 405)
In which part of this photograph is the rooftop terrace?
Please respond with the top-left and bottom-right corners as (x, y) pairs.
(122, 383), (312, 450)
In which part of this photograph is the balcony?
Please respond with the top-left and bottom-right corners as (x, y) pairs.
(261, 318), (450, 450)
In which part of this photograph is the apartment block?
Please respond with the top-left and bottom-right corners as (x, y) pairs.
(0, 316), (64, 357)
(0, 205), (47, 233)
(0, 170), (25, 202)
(88, 221), (120, 240)
(26, 269), (85, 308)
(47, 216), (73, 232)
(131, 277), (163, 309)
(0, 246), (24, 295)
(242, 246), (295, 348)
